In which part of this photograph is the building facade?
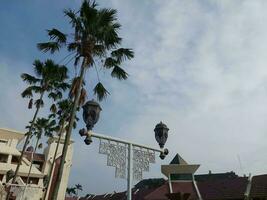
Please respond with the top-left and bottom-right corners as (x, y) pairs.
(0, 128), (73, 200)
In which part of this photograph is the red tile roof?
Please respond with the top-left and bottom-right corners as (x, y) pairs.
(65, 197), (78, 200)
(79, 189), (156, 200)
(197, 177), (248, 200)
(250, 174), (267, 198)
(144, 182), (198, 200)
(69, 174), (267, 200)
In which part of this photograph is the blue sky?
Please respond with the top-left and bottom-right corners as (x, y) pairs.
(1, 0), (267, 195)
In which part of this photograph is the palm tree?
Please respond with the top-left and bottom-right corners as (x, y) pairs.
(66, 187), (76, 197)
(65, 184), (82, 197)
(25, 117), (57, 185)
(37, 1), (134, 199)
(6, 59), (69, 200)
(75, 184), (83, 197)
(43, 99), (79, 200)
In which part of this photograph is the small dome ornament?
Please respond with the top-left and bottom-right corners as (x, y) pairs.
(80, 99), (102, 145)
(154, 121), (169, 149)
(82, 99), (102, 131)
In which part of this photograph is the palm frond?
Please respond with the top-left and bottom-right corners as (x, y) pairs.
(37, 42), (61, 53)
(93, 44), (105, 56)
(74, 56), (81, 67)
(30, 85), (43, 93)
(56, 91), (63, 99)
(68, 42), (80, 52)
(47, 28), (67, 44)
(64, 9), (79, 28)
(48, 91), (63, 101)
(111, 48), (134, 63)
(93, 82), (109, 101)
(56, 82), (70, 91)
(80, 0), (98, 21)
(21, 73), (40, 84)
(33, 59), (44, 76)
(21, 87), (33, 98)
(57, 65), (69, 81)
(111, 66), (128, 80)
(44, 59), (56, 68)
(104, 57), (118, 69)
(97, 8), (117, 26)
(75, 184), (83, 191)
(99, 23), (122, 49)
(28, 99), (33, 109)
(35, 99), (44, 108)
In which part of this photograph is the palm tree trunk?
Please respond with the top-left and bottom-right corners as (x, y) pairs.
(6, 92), (44, 200)
(43, 123), (64, 200)
(51, 59), (87, 200)
(26, 136), (40, 185)
(19, 136), (40, 200)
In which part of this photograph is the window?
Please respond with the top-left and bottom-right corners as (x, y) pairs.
(21, 176), (39, 185)
(11, 156), (19, 164)
(0, 154), (8, 163)
(170, 173), (193, 181)
(33, 161), (43, 171)
(0, 174), (3, 181)
(0, 140), (8, 144)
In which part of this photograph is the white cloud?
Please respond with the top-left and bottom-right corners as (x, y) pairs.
(106, 0), (267, 179)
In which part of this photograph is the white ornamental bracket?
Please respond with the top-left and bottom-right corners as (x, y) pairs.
(87, 131), (168, 200)
(99, 140), (156, 180)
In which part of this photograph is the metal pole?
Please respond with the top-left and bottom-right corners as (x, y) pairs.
(127, 143), (133, 200)
(168, 174), (173, 194)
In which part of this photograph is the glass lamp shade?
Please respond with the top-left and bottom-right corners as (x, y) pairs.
(82, 99), (102, 130)
(154, 121), (169, 148)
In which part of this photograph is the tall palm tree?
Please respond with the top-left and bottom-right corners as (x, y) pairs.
(43, 99), (79, 200)
(38, 1), (134, 199)
(6, 59), (69, 200)
(25, 117), (57, 185)
(75, 184), (83, 197)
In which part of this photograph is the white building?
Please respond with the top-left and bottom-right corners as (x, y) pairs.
(0, 128), (73, 200)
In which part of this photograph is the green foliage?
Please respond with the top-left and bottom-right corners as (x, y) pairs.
(31, 117), (58, 139)
(47, 28), (67, 44)
(48, 99), (79, 131)
(37, 0), (134, 101)
(66, 187), (77, 197)
(66, 184), (83, 197)
(37, 42), (60, 53)
(21, 59), (69, 109)
(111, 66), (128, 80)
(93, 82), (109, 101)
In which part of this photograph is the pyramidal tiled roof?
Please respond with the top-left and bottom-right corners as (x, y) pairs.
(170, 154), (188, 165)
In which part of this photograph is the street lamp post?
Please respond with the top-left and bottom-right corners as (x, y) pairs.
(80, 100), (170, 200)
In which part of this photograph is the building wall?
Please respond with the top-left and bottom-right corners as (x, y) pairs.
(0, 128), (73, 200)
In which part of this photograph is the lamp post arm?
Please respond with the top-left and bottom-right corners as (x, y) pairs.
(87, 131), (164, 153)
